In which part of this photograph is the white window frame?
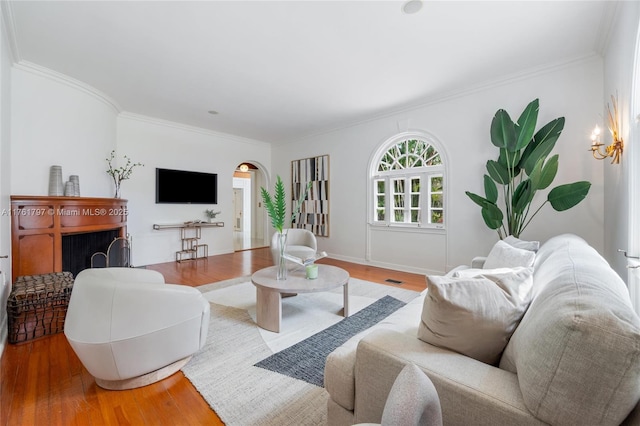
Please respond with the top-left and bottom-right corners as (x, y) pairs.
(369, 132), (447, 230)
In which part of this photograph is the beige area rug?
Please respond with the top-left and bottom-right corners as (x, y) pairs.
(182, 276), (419, 426)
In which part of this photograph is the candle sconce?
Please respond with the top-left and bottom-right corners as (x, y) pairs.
(589, 94), (623, 164)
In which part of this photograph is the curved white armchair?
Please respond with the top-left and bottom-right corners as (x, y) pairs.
(64, 268), (210, 390)
(271, 228), (318, 266)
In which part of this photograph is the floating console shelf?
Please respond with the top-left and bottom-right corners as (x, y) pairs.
(152, 222), (224, 230)
(152, 222), (224, 262)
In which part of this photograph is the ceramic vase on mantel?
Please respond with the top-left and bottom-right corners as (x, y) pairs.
(48, 165), (64, 196)
(276, 232), (288, 280)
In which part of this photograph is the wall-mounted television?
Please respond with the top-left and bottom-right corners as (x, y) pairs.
(155, 168), (218, 204)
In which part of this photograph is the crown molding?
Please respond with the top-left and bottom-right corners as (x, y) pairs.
(14, 60), (122, 113)
(1, 1), (21, 63)
(118, 112), (270, 147)
(280, 53), (602, 146)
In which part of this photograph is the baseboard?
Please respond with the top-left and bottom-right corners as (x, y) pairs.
(326, 253), (443, 276)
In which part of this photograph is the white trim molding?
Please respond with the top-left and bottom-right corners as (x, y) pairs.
(15, 60), (122, 113)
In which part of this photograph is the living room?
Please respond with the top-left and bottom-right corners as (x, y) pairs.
(1, 0), (639, 424)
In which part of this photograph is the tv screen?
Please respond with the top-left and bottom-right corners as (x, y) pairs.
(155, 168), (218, 204)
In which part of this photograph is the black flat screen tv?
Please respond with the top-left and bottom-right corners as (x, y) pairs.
(155, 168), (218, 204)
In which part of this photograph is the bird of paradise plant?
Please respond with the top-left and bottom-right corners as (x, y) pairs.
(466, 99), (591, 239)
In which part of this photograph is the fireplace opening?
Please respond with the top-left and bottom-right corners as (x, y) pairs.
(62, 230), (121, 277)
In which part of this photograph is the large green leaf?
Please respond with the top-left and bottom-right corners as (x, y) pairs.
(515, 99), (539, 151)
(484, 174), (498, 204)
(539, 154), (558, 190)
(547, 181), (591, 211)
(486, 160), (511, 184)
(490, 109), (516, 150)
(512, 179), (533, 215)
(498, 147), (521, 171)
(527, 158), (544, 191)
(261, 175), (287, 233)
(481, 204), (503, 230)
(465, 191), (491, 208)
(519, 117), (565, 173)
(521, 136), (556, 175)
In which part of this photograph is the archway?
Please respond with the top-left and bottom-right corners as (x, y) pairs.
(233, 162), (269, 251)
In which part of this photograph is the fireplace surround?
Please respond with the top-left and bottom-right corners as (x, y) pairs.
(10, 196), (128, 282)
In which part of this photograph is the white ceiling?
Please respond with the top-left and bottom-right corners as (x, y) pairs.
(5, 1), (614, 144)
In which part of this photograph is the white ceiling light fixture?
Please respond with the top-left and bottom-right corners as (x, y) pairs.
(402, 0), (423, 15)
(239, 164), (249, 172)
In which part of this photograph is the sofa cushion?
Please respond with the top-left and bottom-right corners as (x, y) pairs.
(483, 240), (535, 269)
(499, 234), (640, 425)
(325, 291), (427, 412)
(503, 235), (540, 252)
(418, 267), (533, 365)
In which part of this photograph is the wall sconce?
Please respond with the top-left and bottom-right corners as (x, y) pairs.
(589, 94), (623, 164)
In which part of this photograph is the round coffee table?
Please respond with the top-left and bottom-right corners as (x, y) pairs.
(251, 264), (350, 332)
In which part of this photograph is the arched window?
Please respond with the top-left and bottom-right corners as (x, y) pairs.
(370, 134), (446, 228)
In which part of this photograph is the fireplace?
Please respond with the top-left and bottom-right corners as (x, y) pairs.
(10, 196), (128, 282)
(62, 229), (121, 277)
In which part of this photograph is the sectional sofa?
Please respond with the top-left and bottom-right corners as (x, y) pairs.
(325, 234), (640, 425)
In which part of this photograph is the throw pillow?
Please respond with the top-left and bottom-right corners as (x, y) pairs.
(381, 364), (443, 426)
(484, 240), (535, 269)
(503, 235), (540, 252)
(418, 267), (534, 365)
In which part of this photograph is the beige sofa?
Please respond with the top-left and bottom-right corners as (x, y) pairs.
(325, 234), (640, 425)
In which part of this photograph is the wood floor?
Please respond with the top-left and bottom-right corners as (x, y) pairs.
(1, 248), (426, 426)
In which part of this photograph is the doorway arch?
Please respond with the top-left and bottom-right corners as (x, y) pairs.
(233, 161), (269, 251)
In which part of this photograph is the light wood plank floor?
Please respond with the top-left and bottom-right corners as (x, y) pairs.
(1, 248), (426, 425)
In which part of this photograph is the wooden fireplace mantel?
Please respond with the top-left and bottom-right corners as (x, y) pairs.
(10, 196), (128, 282)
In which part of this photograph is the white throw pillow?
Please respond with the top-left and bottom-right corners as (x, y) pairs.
(503, 235), (540, 252)
(418, 267), (534, 365)
(484, 240), (535, 269)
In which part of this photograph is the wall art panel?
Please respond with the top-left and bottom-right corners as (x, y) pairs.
(292, 155), (329, 237)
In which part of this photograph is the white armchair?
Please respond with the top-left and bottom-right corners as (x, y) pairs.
(270, 228), (318, 266)
(64, 268), (210, 390)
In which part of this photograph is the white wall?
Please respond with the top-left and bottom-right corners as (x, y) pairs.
(116, 115), (271, 266)
(11, 65), (118, 197)
(0, 8), (13, 356)
(9, 64), (272, 268)
(603, 2), (640, 278)
(273, 57), (605, 274)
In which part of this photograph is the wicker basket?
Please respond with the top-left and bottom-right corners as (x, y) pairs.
(7, 272), (75, 344)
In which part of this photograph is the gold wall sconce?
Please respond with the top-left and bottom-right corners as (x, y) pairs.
(589, 94), (623, 164)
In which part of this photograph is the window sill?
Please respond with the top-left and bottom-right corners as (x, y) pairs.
(368, 223), (445, 234)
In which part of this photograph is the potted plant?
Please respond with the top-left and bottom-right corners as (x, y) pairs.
(261, 175), (310, 280)
(106, 150), (144, 198)
(465, 99), (591, 238)
(204, 209), (221, 223)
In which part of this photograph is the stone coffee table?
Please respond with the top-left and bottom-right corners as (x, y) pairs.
(251, 264), (350, 332)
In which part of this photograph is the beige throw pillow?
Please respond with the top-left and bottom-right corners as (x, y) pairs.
(484, 240), (535, 269)
(418, 267), (534, 365)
